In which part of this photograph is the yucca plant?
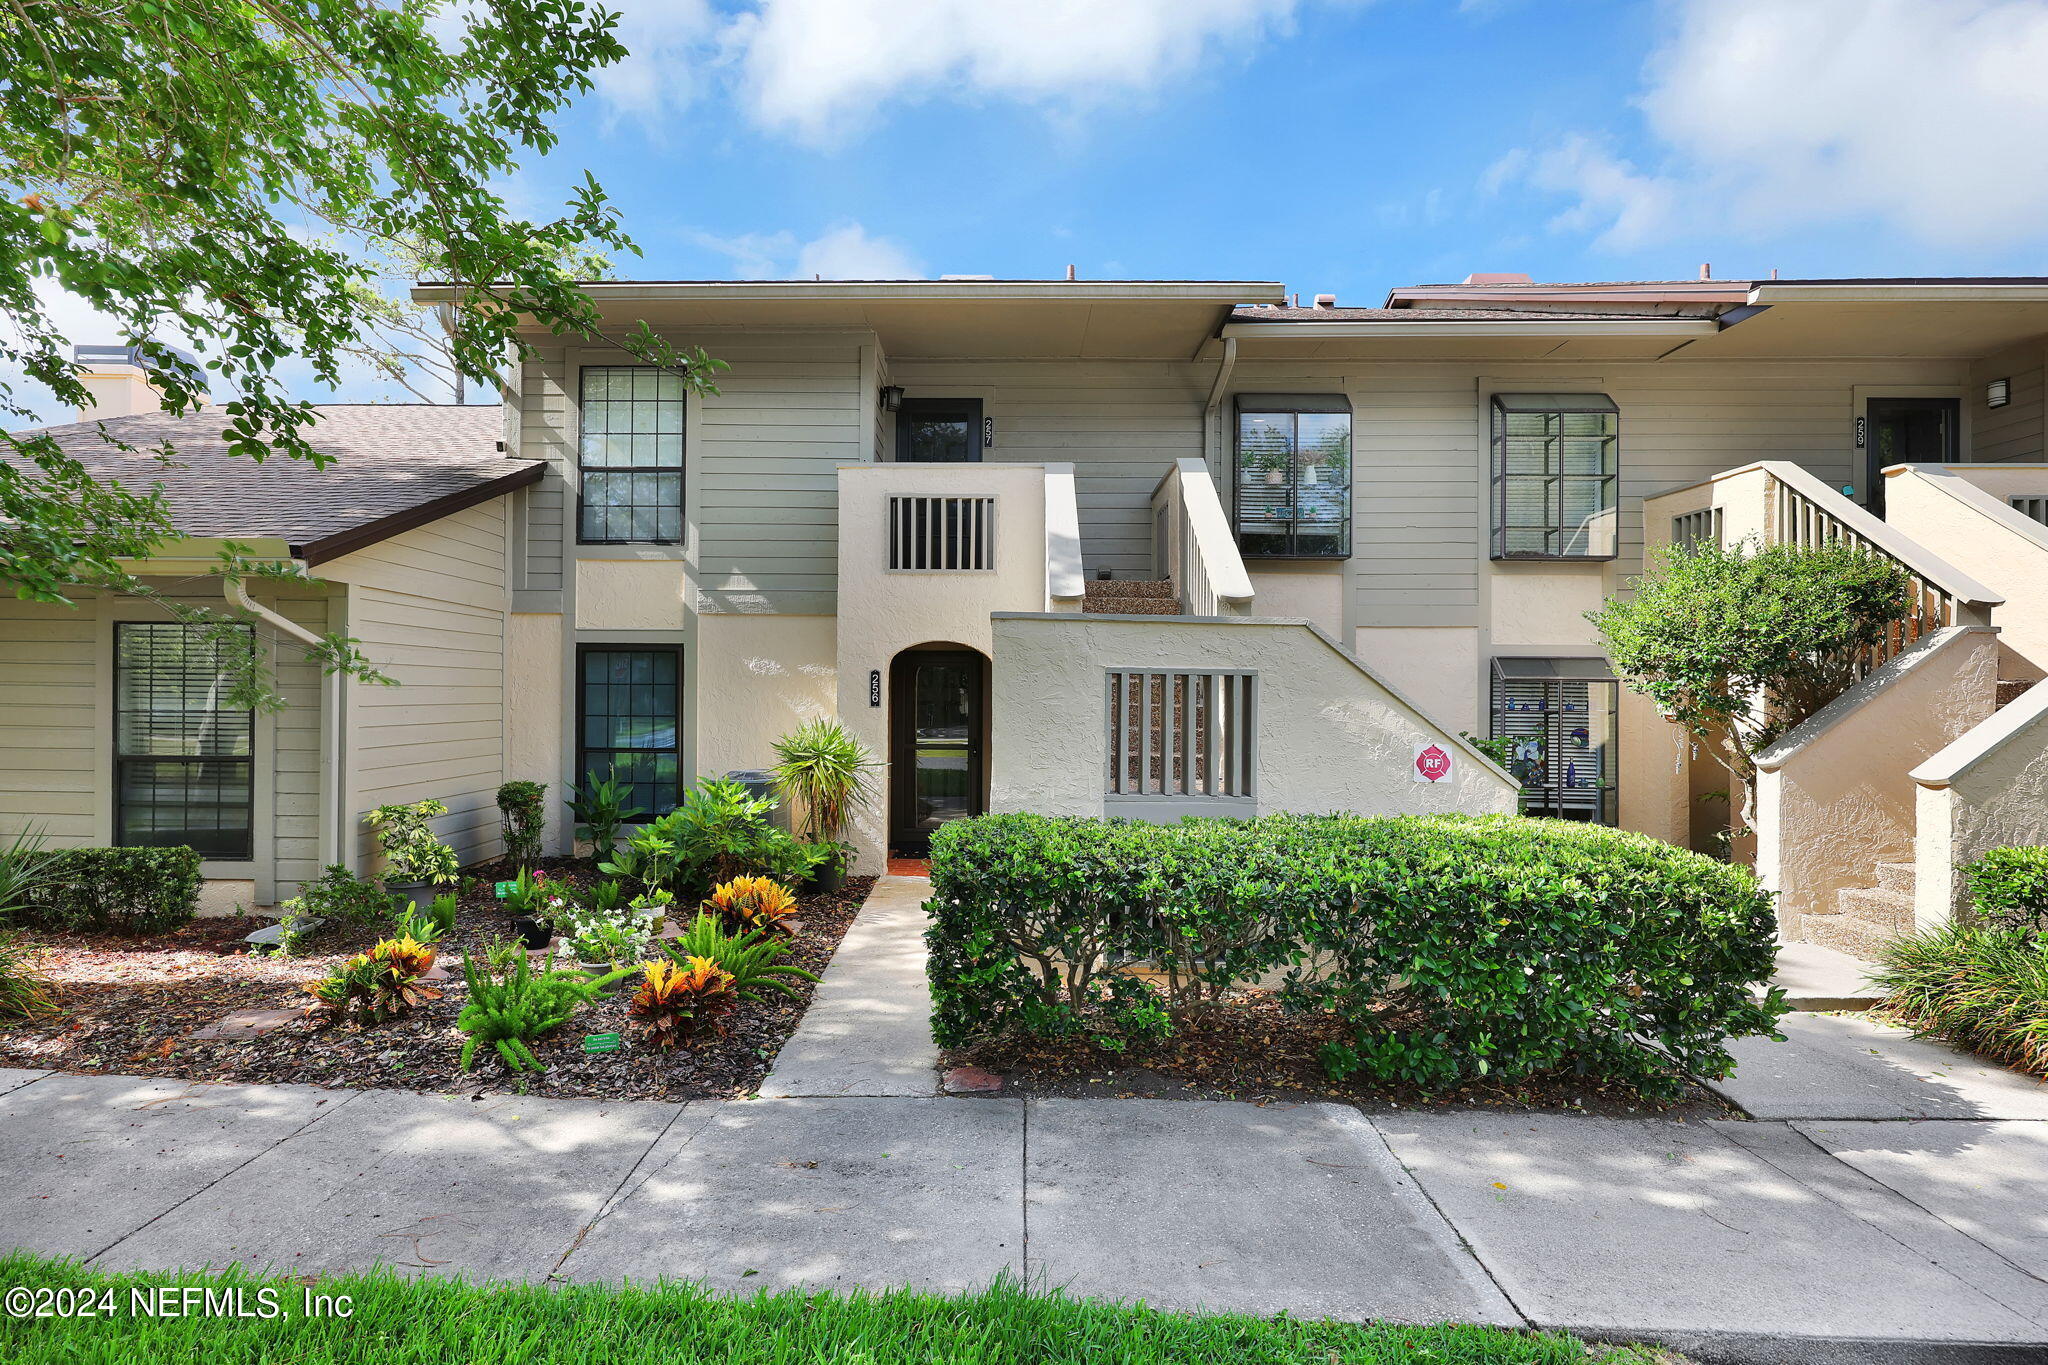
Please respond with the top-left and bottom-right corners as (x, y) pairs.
(770, 720), (881, 845)
(456, 950), (630, 1073)
(666, 910), (818, 1003)
(628, 955), (736, 1049)
(0, 930), (60, 1020)
(705, 875), (799, 935)
(0, 825), (55, 923)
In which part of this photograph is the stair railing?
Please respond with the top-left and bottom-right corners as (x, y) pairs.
(1152, 457), (1254, 617)
(1761, 461), (2000, 673)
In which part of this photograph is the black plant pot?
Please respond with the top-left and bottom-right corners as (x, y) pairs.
(807, 861), (845, 895)
(512, 915), (552, 950)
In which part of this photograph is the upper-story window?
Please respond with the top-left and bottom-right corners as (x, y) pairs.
(1490, 393), (1619, 560)
(579, 367), (685, 544)
(1234, 395), (1352, 559)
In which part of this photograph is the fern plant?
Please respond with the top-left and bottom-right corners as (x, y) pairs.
(455, 950), (630, 1073)
(666, 910), (818, 1003)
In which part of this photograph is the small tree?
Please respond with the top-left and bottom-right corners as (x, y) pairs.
(1590, 539), (1913, 827)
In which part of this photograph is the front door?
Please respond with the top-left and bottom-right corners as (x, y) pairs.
(1865, 397), (1959, 516)
(895, 398), (984, 463)
(889, 650), (986, 852)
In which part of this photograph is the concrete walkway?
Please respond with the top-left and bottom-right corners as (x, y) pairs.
(757, 875), (938, 1098)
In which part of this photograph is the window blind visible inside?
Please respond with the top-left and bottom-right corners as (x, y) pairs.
(114, 622), (254, 859)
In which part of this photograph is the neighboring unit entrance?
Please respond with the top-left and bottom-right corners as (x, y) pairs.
(895, 398), (984, 463)
(888, 647), (988, 853)
(1865, 397), (1959, 516)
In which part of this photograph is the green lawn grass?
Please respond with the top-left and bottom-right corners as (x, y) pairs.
(0, 1254), (1674, 1364)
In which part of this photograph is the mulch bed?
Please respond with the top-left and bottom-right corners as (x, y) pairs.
(948, 989), (1739, 1119)
(0, 862), (873, 1103)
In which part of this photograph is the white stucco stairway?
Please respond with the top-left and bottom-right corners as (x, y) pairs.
(1802, 861), (1916, 961)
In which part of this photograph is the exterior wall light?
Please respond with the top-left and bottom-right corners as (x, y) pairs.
(879, 385), (904, 411)
(1988, 377), (2011, 408)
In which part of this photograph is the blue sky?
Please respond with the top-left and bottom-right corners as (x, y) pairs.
(504, 0), (2048, 309)
(20, 0), (2048, 413)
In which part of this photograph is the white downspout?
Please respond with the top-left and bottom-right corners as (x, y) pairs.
(1202, 337), (1237, 476)
(227, 574), (343, 873)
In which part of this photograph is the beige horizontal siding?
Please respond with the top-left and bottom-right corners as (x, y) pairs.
(328, 498), (509, 870)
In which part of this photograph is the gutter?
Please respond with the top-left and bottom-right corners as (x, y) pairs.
(1219, 319), (1717, 340)
(413, 280), (1288, 306)
(227, 574), (346, 878)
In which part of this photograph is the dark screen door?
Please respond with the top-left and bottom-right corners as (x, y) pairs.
(1866, 398), (1958, 516)
(895, 398), (984, 463)
(889, 651), (985, 851)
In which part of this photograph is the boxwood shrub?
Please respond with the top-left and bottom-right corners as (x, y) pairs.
(925, 812), (1785, 1096)
(1964, 846), (2048, 934)
(22, 847), (203, 934)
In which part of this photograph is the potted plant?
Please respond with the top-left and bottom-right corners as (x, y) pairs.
(769, 720), (882, 893)
(364, 800), (459, 913)
(501, 867), (565, 948)
(568, 770), (645, 861)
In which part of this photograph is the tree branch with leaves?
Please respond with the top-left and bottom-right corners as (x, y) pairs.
(1589, 538), (1914, 829)
(1, 0), (723, 702)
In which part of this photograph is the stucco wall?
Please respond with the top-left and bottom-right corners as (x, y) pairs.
(505, 612), (567, 850)
(1914, 680), (2048, 925)
(574, 558), (688, 631)
(1754, 627), (1999, 936)
(1883, 466), (2048, 679)
(1352, 626), (1481, 735)
(988, 614), (1517, 822)
(1246, 563), (1343, 637)
(833, 462), (1052, 871)
(694, 611), (838, 783)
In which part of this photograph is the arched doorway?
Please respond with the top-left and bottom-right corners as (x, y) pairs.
(888, 644), (989, 853)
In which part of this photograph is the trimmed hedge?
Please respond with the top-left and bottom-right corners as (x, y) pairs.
(22, 847), (202, 934)
(925, 812), (1786, 1096)
(1965, 846), (2048, 934)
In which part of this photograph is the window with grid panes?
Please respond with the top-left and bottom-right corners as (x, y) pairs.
(114, 622), (255, 859)
(1489, 657), (1618, 824)
(1490, 393), (1619, 559)
(577, 648), (683, 817)
(579, 367), (685, 543)
(1234, 395), (1352, 558)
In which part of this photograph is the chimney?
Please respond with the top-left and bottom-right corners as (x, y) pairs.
(1313, 293), (1337, 309)
(1462, 272), (1533, 285)
(72, 344), (202, 422)
(1699, 263), (1712, 281)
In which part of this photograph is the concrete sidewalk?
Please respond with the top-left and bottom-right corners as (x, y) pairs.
(9, 887), (2048, 1361)
(6, 1064), (2048, 1357)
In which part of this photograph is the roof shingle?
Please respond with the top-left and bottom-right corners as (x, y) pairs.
(7, 404), (538, 564)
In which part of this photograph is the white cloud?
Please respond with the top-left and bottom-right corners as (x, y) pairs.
(1494, 0), (2048, 248)
(594, 0), (1307, 144)
(693, 222), (925, 279)
(593, 0), (720, 130)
